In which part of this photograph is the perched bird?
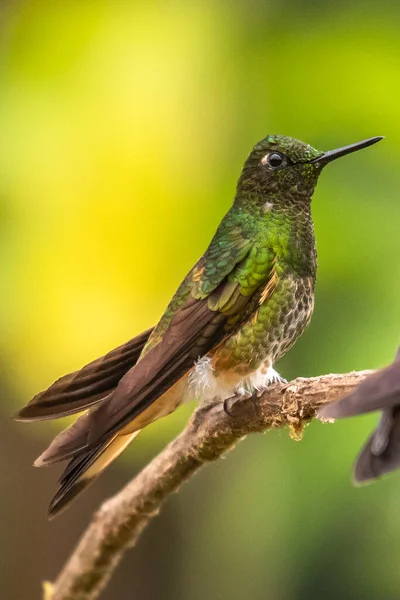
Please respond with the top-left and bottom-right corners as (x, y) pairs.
(16, 134), (383, 517)
(320, 347), (400, 483)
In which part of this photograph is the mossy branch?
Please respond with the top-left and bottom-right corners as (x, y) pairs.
(48, 370), (372, 600)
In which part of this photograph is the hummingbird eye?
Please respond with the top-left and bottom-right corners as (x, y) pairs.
(262, 152), (285, 169)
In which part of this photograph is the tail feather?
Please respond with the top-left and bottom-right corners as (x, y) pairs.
(15, 327), (153, 422)
(34, 410), (95, 467)
(48, 430), (141, 518)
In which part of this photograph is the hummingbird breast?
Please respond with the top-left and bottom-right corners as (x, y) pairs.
(188, 273), (315, 403)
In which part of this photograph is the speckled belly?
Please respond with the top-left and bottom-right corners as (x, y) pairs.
(211, 274), (315, 377)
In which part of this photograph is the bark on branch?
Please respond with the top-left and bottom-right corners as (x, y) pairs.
(48, 370), (373, 600)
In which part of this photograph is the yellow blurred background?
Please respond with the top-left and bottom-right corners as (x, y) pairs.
(1, 0), (400, 598)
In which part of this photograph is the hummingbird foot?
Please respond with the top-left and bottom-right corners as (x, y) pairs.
(247, 365), (287, 396)
(223, 367), (286, 417)
(258, 366), (287, 389)
(223, 389), (254, 418)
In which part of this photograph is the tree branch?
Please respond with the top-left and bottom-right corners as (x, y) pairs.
(49, 370), (373, 600)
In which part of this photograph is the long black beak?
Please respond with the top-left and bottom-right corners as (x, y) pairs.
(312, 136), (384, 165)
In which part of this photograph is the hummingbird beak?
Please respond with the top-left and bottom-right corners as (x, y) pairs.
(312, 136), (384, 166)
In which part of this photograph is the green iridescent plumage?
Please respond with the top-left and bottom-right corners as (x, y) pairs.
(16, 133), (383, 516)
(144, 135), (322, 374)
(143, 135), (382, 382)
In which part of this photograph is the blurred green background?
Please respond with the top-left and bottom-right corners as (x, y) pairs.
(1, 0), (400, 598)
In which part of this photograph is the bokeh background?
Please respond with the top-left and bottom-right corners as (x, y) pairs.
(1, 0), (400, 598)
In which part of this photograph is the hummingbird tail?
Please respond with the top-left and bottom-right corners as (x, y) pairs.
(354, 408), (400, 483)
(15, 327), (153, 421)
(34, 409), (98, 467)
(47, 430), (141, 518)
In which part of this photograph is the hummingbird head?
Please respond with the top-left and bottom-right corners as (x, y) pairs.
(236, 134), (383, 210)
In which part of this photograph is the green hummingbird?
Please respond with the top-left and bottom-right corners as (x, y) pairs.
(16, 133), (383, 517)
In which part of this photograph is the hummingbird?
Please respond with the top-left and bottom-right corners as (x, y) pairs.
(320, 346), (400, 482)
(16, 133), (383, 517)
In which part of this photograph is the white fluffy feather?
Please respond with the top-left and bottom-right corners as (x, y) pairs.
(188, 356), (284, 405)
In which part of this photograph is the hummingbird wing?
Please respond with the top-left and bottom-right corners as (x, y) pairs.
(15, 328), (154, 421)
(354, 407), (400, 482)
(44, 228), (282, 515)
(319, 347), (400, 483)
(87, 230), (256, 444)
(319, 351), (400, 420)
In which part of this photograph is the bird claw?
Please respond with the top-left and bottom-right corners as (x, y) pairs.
(265, 367), (287, 386)
(223, 389), (256, 418)
(223, 396), (236, 417)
